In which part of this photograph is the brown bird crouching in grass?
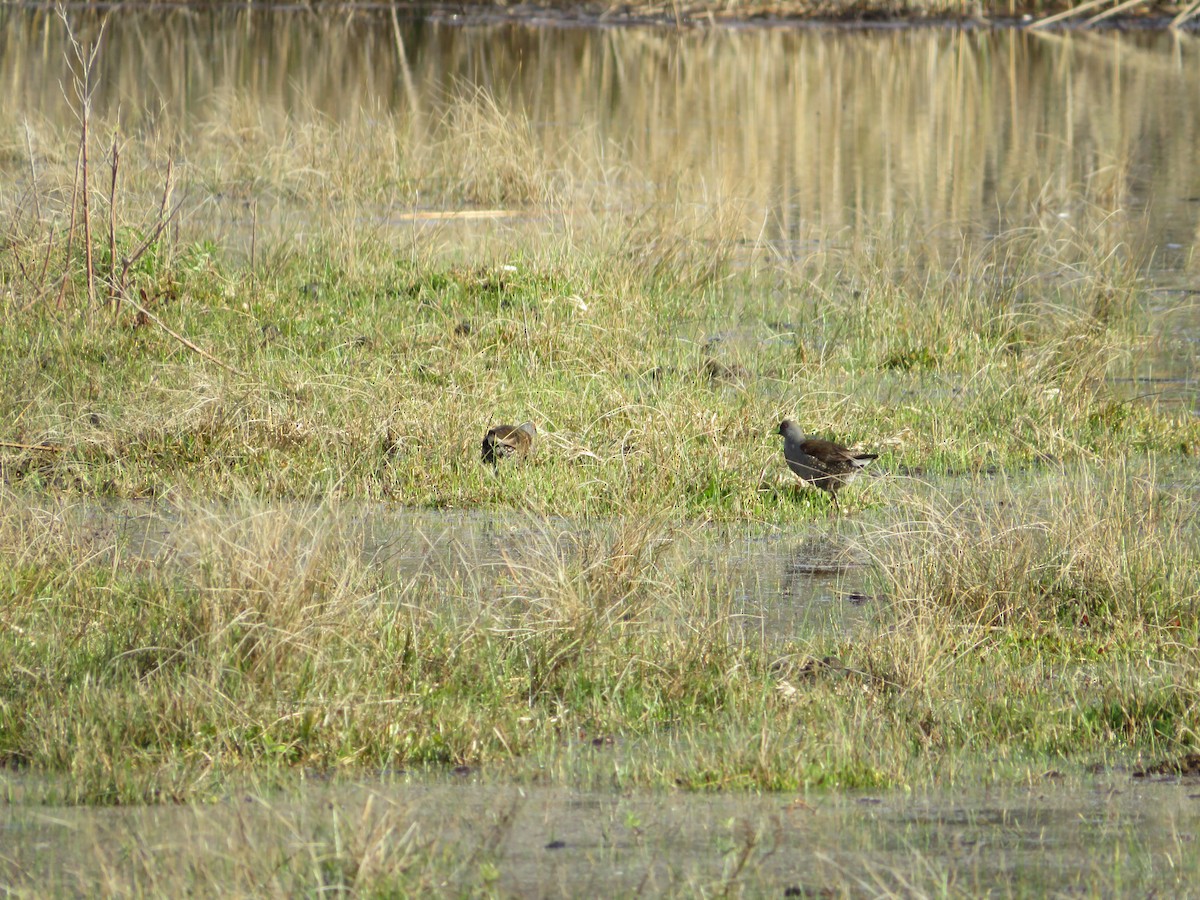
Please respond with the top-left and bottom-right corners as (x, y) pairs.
(482, 422), (536, 465)
(777, 419), (877, 512)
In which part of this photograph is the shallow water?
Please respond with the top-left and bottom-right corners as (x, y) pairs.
(4, 12), (1199, 245)
(3, 14), (1199, 255)
(21, 495), (877, 642)
(4, 771), (1198, 895)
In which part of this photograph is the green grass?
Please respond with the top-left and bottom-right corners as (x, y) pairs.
(3, 220), (1195, 516)
(2, 49), (1200, 833)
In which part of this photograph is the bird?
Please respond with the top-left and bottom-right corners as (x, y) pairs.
(777, 419), (877, 511)
(481, 422), (536, 464)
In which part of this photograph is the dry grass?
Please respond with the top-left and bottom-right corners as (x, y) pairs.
(3, 465), (1198, 804)
(874, 461), (1199, 630)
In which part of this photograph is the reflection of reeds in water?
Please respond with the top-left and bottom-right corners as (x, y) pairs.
(2, 12), (1197, 260)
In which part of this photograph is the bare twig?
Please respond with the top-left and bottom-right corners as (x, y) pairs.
(54, 138), (83, 309)
(0, 440), (66, 454)
(15, 228), (59, 311)
(81, 84), (94, 306)
(115, 167), (182, 302)
(1026, 0), (1110, 29)
(157, 157), (173, 222)
(120, 200), (180, 280)
(36, 230), (55, 298)
(11, 123), (57, 307)
(393, 209), (521, 221)
(56, 7), (108, 308)
(23, 121), (41, 223)
(97, 155), (180, 311)
(128, 288), (247, 378)
(1087, 0), (1153, 26)
(10, 233), (47, 309)
(108, 134), (119, 309)
(1171, 0), (1200, 28)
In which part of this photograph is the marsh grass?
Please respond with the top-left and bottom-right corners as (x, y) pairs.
(848, 463), (1200, 764)
(12, 2), (1180, 23)
(2, 12), (1199, 844)
(7, 779), (1199, 898)
(3, 199), (1191, 513)
(2, 467), (1198, 809)
(878, 461), (1200, 629)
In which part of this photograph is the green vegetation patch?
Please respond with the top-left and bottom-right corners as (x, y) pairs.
(3, 68), (1199, 811)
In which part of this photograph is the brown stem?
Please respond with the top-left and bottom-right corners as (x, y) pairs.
(0, 440), (66, 454)
(126, 289), (247, 379)
(55, 8), (108, 310)
(108, 135), (119, 309)
(17, 229), (58, 312)
(81, 93), (95, 307)
(37, 228), (55, 292)
(157, 157), (173, 222)
(24, 122), (41, 223)
(55, 139), (83, 310)
(117, 162), (180, 302)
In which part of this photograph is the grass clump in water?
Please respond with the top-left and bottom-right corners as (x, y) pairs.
(3, 467), (1199, 806)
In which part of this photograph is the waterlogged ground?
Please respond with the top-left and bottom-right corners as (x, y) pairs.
(5, 12), (1200, 272)
(10, 496), (878, 639)
(4, 6), (1200, 897)
(4, 772), (1200, 895)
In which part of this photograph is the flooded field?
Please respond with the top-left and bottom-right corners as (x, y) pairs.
(10, 495), (878, 638)
(4, 771), (1200, 895)
(4, 9), (1199, 397)
(3, 12), (1199, 251)
(3, 5), (1200, 896)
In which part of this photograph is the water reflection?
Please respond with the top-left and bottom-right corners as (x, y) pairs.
(2, 9), (1199, 257)
(3, 774), (1197, 895)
